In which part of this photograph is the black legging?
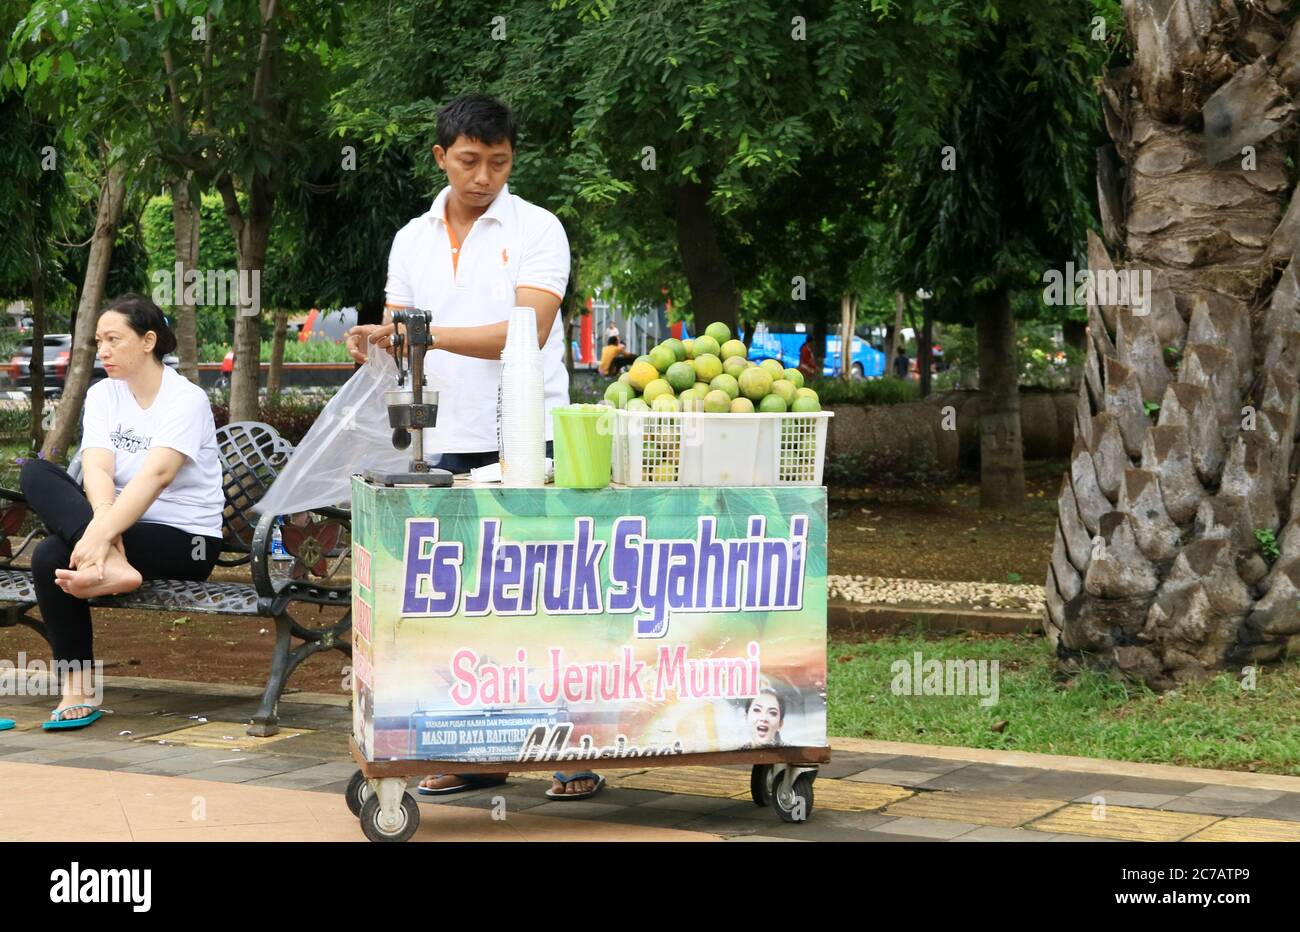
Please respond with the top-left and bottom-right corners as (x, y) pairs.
(20, 458), (222, 668)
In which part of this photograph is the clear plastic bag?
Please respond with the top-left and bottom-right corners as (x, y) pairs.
(255, 349), (421, 515)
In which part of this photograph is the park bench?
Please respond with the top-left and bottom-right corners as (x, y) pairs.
(0, 421), (353, 736)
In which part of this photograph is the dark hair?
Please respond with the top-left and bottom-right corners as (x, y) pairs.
(99, 293), (177, 361)
(606, 335), (620, 347)
(749, 688), (785, 722)
(436, 94), (517, 151)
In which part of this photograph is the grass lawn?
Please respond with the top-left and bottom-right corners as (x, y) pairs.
(829, 629), (1300, 776)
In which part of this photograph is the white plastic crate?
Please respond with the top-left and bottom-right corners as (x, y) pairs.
(611, 409), (832, 486)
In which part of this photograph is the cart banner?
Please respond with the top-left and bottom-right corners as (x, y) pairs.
(351, 481), (827, 762)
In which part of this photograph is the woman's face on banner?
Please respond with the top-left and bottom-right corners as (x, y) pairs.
(747, 692), (783, 745)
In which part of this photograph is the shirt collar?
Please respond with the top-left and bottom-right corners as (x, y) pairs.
(429, 184), (511, 227)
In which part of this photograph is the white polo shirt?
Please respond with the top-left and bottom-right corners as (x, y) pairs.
(384, 184), (570, 454)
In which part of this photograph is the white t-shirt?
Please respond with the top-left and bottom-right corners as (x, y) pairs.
(385, 184), (571, 453)
(81, 366), (224, 538)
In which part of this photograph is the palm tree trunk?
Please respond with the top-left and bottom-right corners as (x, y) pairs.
(976, 287), (1024, 511)
(1049, 0), (1300, 687)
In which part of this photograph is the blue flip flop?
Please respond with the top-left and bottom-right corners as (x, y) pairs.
(42, 705), (103, 731)
(545, 771), (606, 800)
(416, 773), (509, 796)
(0, 719), (13, 731)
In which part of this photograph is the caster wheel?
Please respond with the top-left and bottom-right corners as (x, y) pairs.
(750, 765), (774, 807)
(345, 769), (371, 817)
(359, 792), (419, 842)
(774, 772), (815, 823)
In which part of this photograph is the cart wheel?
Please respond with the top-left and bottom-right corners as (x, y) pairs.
(345, 769), (371, 817)
(750, 765), (774, 807)
(359, 792), (419, 842)
(774, 772), (815, 823)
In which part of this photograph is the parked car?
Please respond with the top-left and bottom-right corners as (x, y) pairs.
(8, 334), (179, 395)
(746, 328), (886, 378)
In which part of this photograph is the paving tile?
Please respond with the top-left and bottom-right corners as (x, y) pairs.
(844, 768), (943, 787)
(756, 820), (885, 842)
(46, 744), (184, 768)
(851, 829), (949, 842)
(30, 737), (127, 755)
(603, 805), (712, 830)
(871, 755), (969, 774)
(615, 766), (751, 798)
(816, 753), (899, 780)
(996, 772), (1112, 800)
(1184, 785), (1284, 804)
(439, 789), (551, 813)
(258, 731), (350, 760)
(174, 765), (287, 784)
(0, 747), (106, 765)
(814, 779), (913, 811)
(241, 761), (358, 789)
(1026, 803), (1218, 841)
(1242, 792), (1300, 822)
(670, 814), (781, 837)
(723, 834), (808, 842)
(919, 765), (1040, 793)
(1159, 796), (1264, 817)
(871, 816), (982, 840)
(1103, 777), (1210, 796)
(120, 748), (267, 775)
(1185, 817), (1300, 842)
(950, 825), (1051, 842)
(1043, 832), (1119, 842)
(200, 753), (330, 774)
(522, 800), (629, 821)
(883, 791), (1065, 827)
(1071, 790), (1179, 809)
(808, 808), (895, 832)
(637, 794), (760, 814)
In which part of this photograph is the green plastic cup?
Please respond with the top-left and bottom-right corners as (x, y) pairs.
(552, 404), (614, 488)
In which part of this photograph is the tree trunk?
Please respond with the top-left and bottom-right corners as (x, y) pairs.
(840, 294), (855, 381)
(674, 181), (740, 336)
(887, 291), (905, 377)
(976, 287), (1024, 511)
(229, 231), (268, 423)
(811, 317), (828, 373)
(171, 175), (201, 384)
(266, 308), (288, 403)
(27, 248), (46, 451)
(219, 174), (275, 423)
(42, 161), (126, 461)
(1048, 0), (1300, 689)
(919, 298), (933, 397)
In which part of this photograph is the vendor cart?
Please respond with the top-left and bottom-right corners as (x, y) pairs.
(344, 477), (830, 842)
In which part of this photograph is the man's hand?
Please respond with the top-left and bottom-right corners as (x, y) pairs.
(346, 324), (392, 364)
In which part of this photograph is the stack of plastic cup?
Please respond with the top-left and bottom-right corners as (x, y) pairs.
(498, 306), (546, 486)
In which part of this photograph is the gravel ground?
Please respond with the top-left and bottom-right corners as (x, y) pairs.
(828, 574), (1046, 615)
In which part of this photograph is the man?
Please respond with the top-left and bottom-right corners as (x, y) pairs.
(346, 94), (603, 801)
(893, 345), (910, 379)
(598, 334), (636, 377)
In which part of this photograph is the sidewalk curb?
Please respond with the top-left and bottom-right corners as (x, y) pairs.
(831, 737), (1300, 793)
(829, 601), (1042, 636)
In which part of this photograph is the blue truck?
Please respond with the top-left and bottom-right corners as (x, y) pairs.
(745, 328), (886, 378)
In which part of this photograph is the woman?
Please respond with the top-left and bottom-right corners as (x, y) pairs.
(21, 294), (224, 730)
(745, 688), (785, 748)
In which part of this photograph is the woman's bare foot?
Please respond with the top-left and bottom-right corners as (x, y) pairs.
(55, 547), (143, 598)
